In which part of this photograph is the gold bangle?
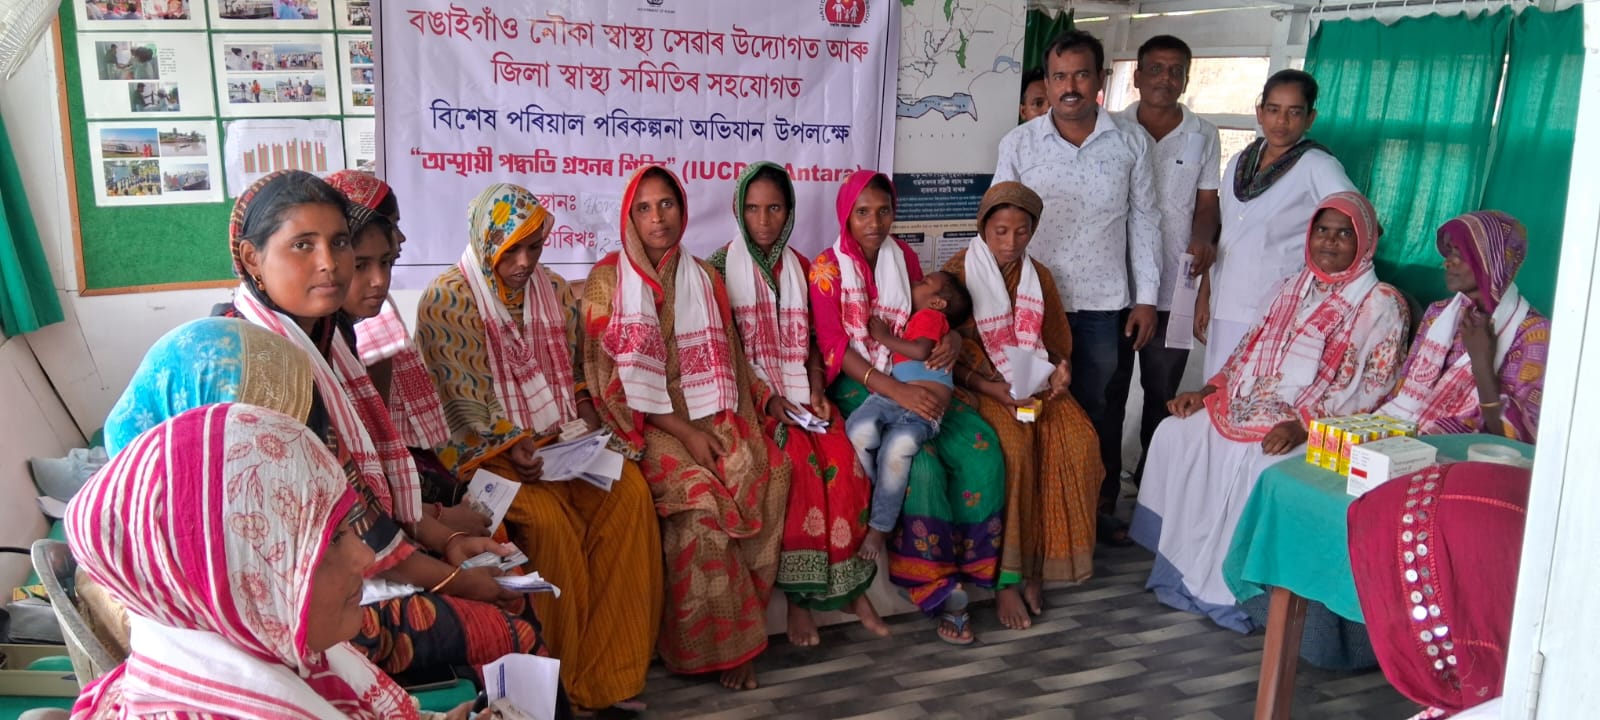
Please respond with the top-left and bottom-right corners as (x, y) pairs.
(439, 530), (468, 555)
(430, 565), (464, 594)
(862, 367), (874, 390)
(576, 395), (595, 407)
(1479, 400), (1503, 410)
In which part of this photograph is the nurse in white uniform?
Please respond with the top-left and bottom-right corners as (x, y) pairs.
(1199, 69), (1356, 376)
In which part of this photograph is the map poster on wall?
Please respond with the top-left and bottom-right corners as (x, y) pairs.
(212, 33), (340, 118)
(343, 116), (375, 172)
(77, 32), (216, 119)
(334, 0), (372, 30)
(74, 0), (205, 32)
(223, 118), (348, 196)
(210, 0), (334, 30)
(86, 120), (223, 207)
(894, 0), (1024, 195)
(339, 36), (375, 115)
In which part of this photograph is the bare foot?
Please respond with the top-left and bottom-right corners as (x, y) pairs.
(719, 661), (758, 690)
(1022, 579), (1045, 616)
(846, 594), (891, 638)
(858, 528), (887, 561)
(786, 602), (820, 647)
(996, 585), (1032, 630)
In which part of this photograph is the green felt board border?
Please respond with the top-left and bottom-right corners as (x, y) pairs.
(57, 6), (358, 293)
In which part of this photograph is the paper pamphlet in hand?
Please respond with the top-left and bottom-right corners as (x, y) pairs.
(533, 430), (623, 491)
(785, 407), (831, 433)
(1003, 345), (1054, 400)
(494, 571), (562, 596)
(462, 546), (530, 573)
(467, 469), (518, 530)
(1167, 252), (1200, 351)
(485, 653), (562, 720)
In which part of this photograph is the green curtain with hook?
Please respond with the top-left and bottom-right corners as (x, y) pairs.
(1306, 10), (1510, 307)
(1477, 6), (1585, 312)
(0, 112), (63, 337)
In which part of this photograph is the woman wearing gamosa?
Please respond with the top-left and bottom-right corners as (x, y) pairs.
(1133, 190), (1409, 631)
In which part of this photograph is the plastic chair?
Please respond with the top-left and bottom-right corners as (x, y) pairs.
(30, 540), (118, 688)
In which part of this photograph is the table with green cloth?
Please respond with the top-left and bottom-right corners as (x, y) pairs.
(1226, 434), (1534, 720)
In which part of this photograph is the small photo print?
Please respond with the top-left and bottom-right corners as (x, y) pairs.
(95, 41), (159, 81)
(78, 0), (203, 29)
(348, 39), (373, 65)
(162, 162), (211, 192)
(99, 127), (159, 158)
(274, 44), (325, 70)
(275, 75), (327, 103)
(350, 66), (373, 85)
(128, 82), (180, 113)
(227, 78), (278, 104)
(84, 0), (190, 21)
(220, 0), (319, 20)
(158, 127), (207, 156)
(351, 88), (373, 107)
(345, 0), (370, 27)
(103, 159), (161, 197)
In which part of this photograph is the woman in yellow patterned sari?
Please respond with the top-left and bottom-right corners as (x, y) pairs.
(414, 183), (662, 712)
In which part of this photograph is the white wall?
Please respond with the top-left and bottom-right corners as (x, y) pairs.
(1, 33), (240, 433)
(0, 333), (84, 592)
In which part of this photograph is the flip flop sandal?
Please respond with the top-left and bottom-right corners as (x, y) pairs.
(936, 611), (976, 646)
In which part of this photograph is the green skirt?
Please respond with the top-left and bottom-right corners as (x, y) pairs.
(831, 376), (1006, 614)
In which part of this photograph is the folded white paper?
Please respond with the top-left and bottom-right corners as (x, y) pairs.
(360, 578), (421, 606)
(485, 653), (562, 720)
(1166, 253), (1200, 351)
(494, 571), (562, 597)
(1003, 345), (1054, 400)
(785, 407), (831, 433)
(535, 430), (623, 491)
(466, 469), (519, 530)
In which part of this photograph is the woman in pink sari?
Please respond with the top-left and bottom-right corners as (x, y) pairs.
(808, 170), (1006, 645)
(65, 403), (441, 719)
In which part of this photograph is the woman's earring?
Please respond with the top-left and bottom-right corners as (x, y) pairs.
(253, 274), (263, 286)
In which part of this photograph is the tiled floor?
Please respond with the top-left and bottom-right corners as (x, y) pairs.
(635, 544), (1419, 719)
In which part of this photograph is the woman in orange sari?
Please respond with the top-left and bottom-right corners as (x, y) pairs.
(583, 166), (791, 691)
(944, 182), (1104, 630)
(413, 183), (663, 713)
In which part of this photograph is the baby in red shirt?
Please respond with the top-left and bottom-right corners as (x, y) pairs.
(847, 271), (972, 560)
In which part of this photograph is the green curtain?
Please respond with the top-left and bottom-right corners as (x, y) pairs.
(1306, 11), (1509, 306)
(1023, 7), (1074, 73)
(1478, 6), (1584, 312)
(0, 113), (62, 337)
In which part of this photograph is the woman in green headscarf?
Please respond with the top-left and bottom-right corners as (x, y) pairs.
(709, 162), (888, 647)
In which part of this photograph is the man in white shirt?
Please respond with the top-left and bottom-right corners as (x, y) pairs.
(993, 30), (1162, 544)
(1110, 35), (1221, 489)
